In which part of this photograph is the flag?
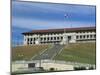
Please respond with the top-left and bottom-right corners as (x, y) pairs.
(64, 14), (68, 18)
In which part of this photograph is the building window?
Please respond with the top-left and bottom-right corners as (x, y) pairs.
(76, 36), (79, 39)
(54, 37), (56, 40)
(83, 35), (85, 39)
(44, 38), (46, 40)
(80, 35), (82, 39)
(41, 38), (43, 41)
(30, 42), (32, 44)
(61, 37), (63, 40)
(51, 37), (53, 40)
(87, 35), (89, 38)
(28, 63), (35, 68)
(34, 38), (35, 41)
(57, 37), (59, 40)
(27, 42), (29, 45)
(30, 38), (32, 41)
(27, 38), (29, 41)
(68, 36), (71, 40)
(90, 35), (92, 38)
(47, 37), (49, 40)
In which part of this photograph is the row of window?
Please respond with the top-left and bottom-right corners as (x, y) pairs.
(25, 34), (96, 42)
(27, 41), (61, 45)
(76, 34), (96, 39)
(26, 37), (63, 41)
(27, 42), (35, 45)
(41, 37), (63, 41)
(77, 31), (95, 33)
(24, 31), (95, 37)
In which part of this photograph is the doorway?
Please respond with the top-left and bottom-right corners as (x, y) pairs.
(68, 36), (71, 42)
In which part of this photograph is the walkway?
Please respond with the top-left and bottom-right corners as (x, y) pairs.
(32, 44), (64, 60)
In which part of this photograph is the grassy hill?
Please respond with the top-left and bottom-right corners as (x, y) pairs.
(12, 45), (50, 61)
(54, 43), (96, 64)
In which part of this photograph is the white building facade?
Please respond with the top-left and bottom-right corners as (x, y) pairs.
(22, 27), (96, 45)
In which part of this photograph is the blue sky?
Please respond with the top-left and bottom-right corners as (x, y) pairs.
(12, 1), (96, 45)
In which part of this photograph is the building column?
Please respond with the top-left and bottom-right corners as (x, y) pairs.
(70, 35), (76, 43)
(24, 35), (27, 45)
(35, 35), (40, 45)
(61, 33), (68, 44)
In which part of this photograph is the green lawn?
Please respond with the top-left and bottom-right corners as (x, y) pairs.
(54, 43), (96, 64)
(12, 45), (50, 61)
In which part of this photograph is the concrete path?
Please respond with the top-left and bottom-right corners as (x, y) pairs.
(32, 44), (64, 60)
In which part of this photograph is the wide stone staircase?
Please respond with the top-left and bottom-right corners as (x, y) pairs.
(32, 44), (64, 60)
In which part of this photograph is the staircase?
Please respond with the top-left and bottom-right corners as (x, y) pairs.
(32, 44), (64, 60)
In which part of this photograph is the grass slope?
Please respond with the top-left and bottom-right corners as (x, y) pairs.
(55, 43), (96, 64)
(12, 45), (50, 61)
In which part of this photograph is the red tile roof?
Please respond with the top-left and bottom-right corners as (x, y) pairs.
(22, 26), (96, 35)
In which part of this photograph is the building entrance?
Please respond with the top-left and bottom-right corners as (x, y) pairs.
(68, 36), (71, 43)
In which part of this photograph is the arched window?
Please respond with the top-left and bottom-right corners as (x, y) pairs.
(57, 37), (59, 40)
(76, 36), (79, 39)
(27, 38), (29, 41)
(30, 38), (32, 41)
(83, 35), (85, 38)
(87, 35), (89, 38)
(47, 37), (49, 40)
(41, 38), (43, 41)
(61, 37), (63, 40)
(90, 35), (92, 38)
(44, 37), (46, 40)
(80, 35), (82, 39)
(51, 37), (53, 40)
(54, 37), (56, 40)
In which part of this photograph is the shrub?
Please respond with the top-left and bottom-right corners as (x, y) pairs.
(49, 68), (55, 71)
(89, 66), (94, 70)
(74, 66), (86, 70)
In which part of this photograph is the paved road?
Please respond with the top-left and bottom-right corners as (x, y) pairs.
(32, 44), (64, 60)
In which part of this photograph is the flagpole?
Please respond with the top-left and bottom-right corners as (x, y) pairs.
(64, 13), (67, 33)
